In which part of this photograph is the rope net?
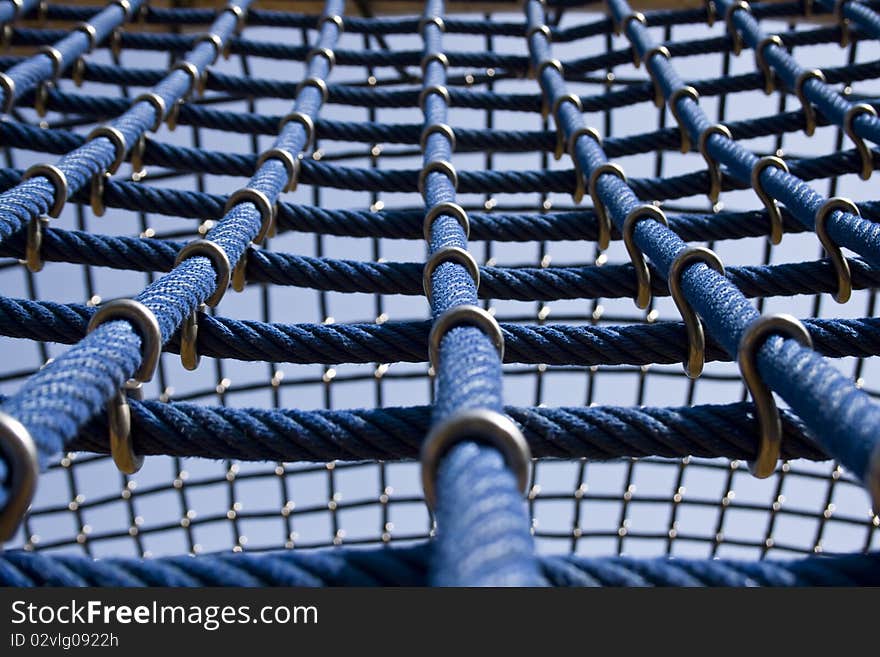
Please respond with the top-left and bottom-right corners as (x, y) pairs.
(0, 0), (879, 586)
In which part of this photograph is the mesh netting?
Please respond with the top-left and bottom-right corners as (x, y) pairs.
(0, 0), (879, 586)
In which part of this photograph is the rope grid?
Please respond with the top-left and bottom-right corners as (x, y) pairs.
(0, 0), (877, 585)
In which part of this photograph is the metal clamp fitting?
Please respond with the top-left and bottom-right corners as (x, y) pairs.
(420, 409), (530, 511)
(420, 123), (456, 153)
(278, 111), (315, 152)
(419, 84), (450, 113)
(0, 410), (39, 543)
(668, 86), (699, 153)
(195, 32), (223, 64)
(133, 92), (167, 132)
(428, 304), (504, 371)
(0, 73), (15, 114)
(87, 125), (127, 175)
(256, 147), (300, 192)
(320, 14), (344, 32)
(296, 76), (329, 104)
(698, 123), (732, 204)
(22, 164), (68, 218)
(225, 187), (276, 244)
(668, 246), (726, 378)
(172, 60), (204, 99)
(725, 1), (751, 56)
(638, 44), (669, 72)
(551, 93), (583, 160)
(423, 201), (469, 242)
(835, 0), (852, 47)
(815, 197), (858, 304)
(307, 46), (335, 68)
(37, 45), (62, 81)
(623, 204), (669, 309)
(90, 172), (109, 217)
(420, 52), (449, 76)
(755, 35), (782, 94)
(74, 22), (98, 52)
(418, 159), (458, 197)
(794, 68), (825, 136)
(843, 103), (876, 181)
(423, 246), (480, 302)
(588, 163), (627, 251)
(737, 313), (813, 478)
(751, 155), (789, 245)
(174, 240), (231, 371)
(419, 15), (445, 36)
(87, 299), (162, 475)
(567, 127), (602, 203)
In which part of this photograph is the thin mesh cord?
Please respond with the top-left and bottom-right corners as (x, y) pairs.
(0, 1), (877, 571)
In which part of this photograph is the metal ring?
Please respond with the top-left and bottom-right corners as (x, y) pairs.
(536, 58), (563, 80)
(623, 204), (669, 309)
(835, 0), (851, 46)
(173, 239), (231, 308)
(668, 246), (726, 378)
(278, 111), (315, 152)
(111, 0), (133, 19)
(133, 92), (167, 132)
(74, 22), (98, 52)
(751, 155), (789, 245)
(165, 99), (182, 131)
(307, 46), (335, 68)
(550, 94), (583, 160)
(638, 44), (669, 71)
(110, 28), (122, 58)
(419, 15), (445, 35)
(22, 164), (67, 218)
(90, 172), (109, 217)
(843, 103), (876, 181)
(418, 160), (458, 197)
(420, 409), (530, 511)
(420, 52), (449, 76)
(422, 247), (480, 302)
(615, 11), (645, 37)
(526, 24), (551, 41)
(232, 249), (248, 292)
(195, 33), (223, 64)
(725, 1), (751, 56)
(815, 197), (858, 304)
(225, 187), (276, 245)
(172, 60), (203, 99)
(87, 299), (161, 383)
(698, 123), (732, 204)
(225, 5), (247, 33)
(87, 125), (127, 175)
(755, 35), (782, 94)
(257, 147), (300, 192)
(296, 76), (329, 104)
(418, 84), (450, 113)
(107, 384), (143, 475)
(0, 410), (39, 543)
(423, 201), (470, 242)
(130, 133), (146, 174)
(319, 14), (344, 32)
(668, 86), (699, 153)
(737, 313), (813, 478)
(794, 69), (825, 136)
(428, 304), (504, 371)
(37, 45), (62, 81)
(0, 72), (14, 113)
(34, 80), (51, 118)
(588, 163), (627, 251)
(420, 123), (456, 153)
(25, 215), (48, 273)
(567, 127), (601, 203)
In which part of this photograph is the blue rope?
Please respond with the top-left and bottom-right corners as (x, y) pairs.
(0, 546), (877, 586)
(530, 0), (880, 500)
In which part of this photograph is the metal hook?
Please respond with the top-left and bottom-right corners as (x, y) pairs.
(843, 103), (876, 181)
(754, 35), (783, 94)
(724, 1), (751, 56)
(0, 410), (39, 543)
(24, 215), (49, 273)
(423, 201), (470, 242)
(225, 187), (276, 244)
(428, 304), (504, 371)
(623, 204), (669, 309)
(794, 69), (825, 137)
(257, 148), (301, 193)
(87, 299), (161, 475)
(737, 313), (813, 478)
(418, 160), (458, 198)
(668, 247), (726, 378)
(751, 155), (789, 245)
(698, 123), (732, 204)
(567, 127), (602, 203)
(668, 86), (699, 153)
(815, 197), (858, 304)
(22, 164), (68, 218)
(551, 93), (583, 160)
(588, 163), (627, 251)
(420, 409), (530, 511)
(90, 172), (109, 217)
(423, 247), (480, 303)
(536, 59), (563, 118)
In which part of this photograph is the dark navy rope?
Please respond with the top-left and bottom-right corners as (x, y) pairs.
(1, 546), (877, 586)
